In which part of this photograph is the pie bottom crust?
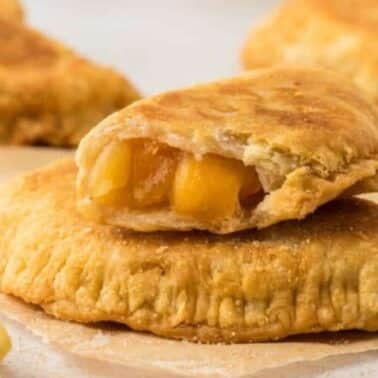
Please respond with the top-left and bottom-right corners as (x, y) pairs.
(0, 159), (377, 343)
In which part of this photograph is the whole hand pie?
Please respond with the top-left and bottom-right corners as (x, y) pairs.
(77, 66), (378, 234)
(0, 15), (140, 146)
(242, 0), (378, 105)
(0, 0), (23, 22)
(0, 159), (377, 343)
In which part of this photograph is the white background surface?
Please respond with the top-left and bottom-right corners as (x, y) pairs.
(0, 1), (377, 377)
(24, 0), (278, 95)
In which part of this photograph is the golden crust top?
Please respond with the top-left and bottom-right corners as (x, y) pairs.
(0, 0), (24, 22)
(1, 159), (377, 342)
(242, 0), (378, 104)
(0, 18), (140, 146)
(83, 66), (378, 171)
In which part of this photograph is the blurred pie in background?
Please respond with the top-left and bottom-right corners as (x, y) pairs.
(242, 0), (378, 105)
(0, 0), (23, 22)
(0, 0), (140, 147)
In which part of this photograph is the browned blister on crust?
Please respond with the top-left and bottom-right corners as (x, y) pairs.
(0, 159), (377, 343)
(77, 65), (378, 233)
(0, 0), (23, 22)
(0, 16), (140, 146)
(242, 0), (378, 105)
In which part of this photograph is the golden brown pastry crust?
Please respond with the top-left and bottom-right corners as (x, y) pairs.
(0, 0), (23, 22)
(0, 17), (140, 146)
(242, 0), (378, 105)
(1, 159), (377, 343)
(77, 65), (378, 233)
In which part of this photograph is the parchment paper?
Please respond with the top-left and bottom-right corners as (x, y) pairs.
(0, 148), (377, 377)
(0, 146), (72, 181)
(1, 295), (377, 378)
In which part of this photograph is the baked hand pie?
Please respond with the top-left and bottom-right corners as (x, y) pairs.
(0, 16), (140, 146)
(242, 0), (378, 105)
(0, 0), (23, 22)
(0, 159), (377, 343)
(76, 66), (378, 234)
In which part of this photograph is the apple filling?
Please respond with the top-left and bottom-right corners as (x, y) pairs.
(89, 139), (263, 222)
(0, 323), (11, 360)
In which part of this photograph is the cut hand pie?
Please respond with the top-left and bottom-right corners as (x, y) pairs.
(0, 159), (377, 343)
(0, 0), (23, 22)
(77, 65), (378, 234)
(242, 0), (378, 105)
(0, 15), (140, 146)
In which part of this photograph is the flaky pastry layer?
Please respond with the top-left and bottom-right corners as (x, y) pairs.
(0, 159), (377, 343)
(77, 66), (378, 233)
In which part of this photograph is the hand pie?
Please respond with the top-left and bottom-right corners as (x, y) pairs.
(0, 0), (23, 22)
(0, 16), (140, 146)
(0, 159), (377, 343)
(242, 0), (378, 105)
(77, 66), (378, 234)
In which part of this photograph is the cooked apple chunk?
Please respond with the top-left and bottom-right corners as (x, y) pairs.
(173, 154), (261, 221)
(0, 323), (11, 360)
(89, 140), (132, 202)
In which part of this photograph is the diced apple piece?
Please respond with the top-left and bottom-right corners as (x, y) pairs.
(92, 187), (130, 207)
(89, 140), (132, 200)
(239, 166), (262, 201)
(172, 154), (245, 221)
(0, 323), (11, 360)
(131, 139), (178, 208)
